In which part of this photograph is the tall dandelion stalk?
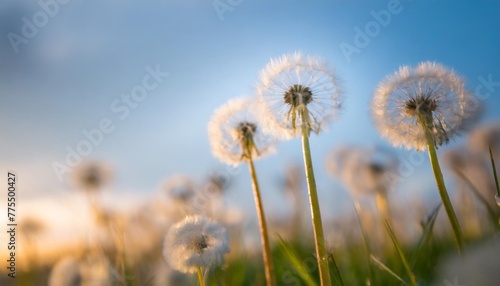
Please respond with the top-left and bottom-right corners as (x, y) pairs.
(468, 122), (500, 205)
(327, 146), (398, 254)
(371, 62), (480, 253)
(208, 97), (276, 285)
(257, 53), (343, 285)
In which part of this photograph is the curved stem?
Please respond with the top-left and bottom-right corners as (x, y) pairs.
(196, 267), (205, 286)
(300, 121), (335, 286)
(418, 115), (465, 253)
(489, 147), (500, 197)
(248, 159), (276, 286)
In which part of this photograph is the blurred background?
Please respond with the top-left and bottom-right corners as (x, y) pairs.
(0, 0), (499, 284)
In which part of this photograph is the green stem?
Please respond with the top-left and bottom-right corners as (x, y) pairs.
(489, 147), (500, 197)
(375, 191), (392, 226)
(248, 159), (276, 286)
(375, 191), (395, 255)
(418, 115), (465, 253)
(196, 267), (205, 286)
(300, 121), (335, 286)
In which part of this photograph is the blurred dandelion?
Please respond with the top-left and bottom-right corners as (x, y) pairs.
(468, 122), (500, 202)
(203, 172), (232, 220)
(48, 253), (113, 286)
(442, 147), (499, 228)
(163, 215), (230, 286)
(257, 52), (343, 285)
(208, 97), (276, 285)
(327, 146), (398, 257)
(48, 257), (82, 286)
(163, 174), (197, 203)
(160, 174), (198, 218)
(18, 217), (45, 270)
(71, 160), (114, 228)
(371, 62), (480, 253)
(469, 121), (500, 157)
(436, 237), (500, 286)
(280, 163), (306, 239)
(326, 146), (397, 199)
(72, 160), (113, 193)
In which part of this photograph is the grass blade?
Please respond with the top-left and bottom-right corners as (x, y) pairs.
(370, 255), (406, 285)
(489, 147), (500, 197)
(277, 237), (316, 286)
(384, 221), (418, 286)
(452, 167), (499, 228)
(327, 251), (344, 286)
(410, 203), (441, 266)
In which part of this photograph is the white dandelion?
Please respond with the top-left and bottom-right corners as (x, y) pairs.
(435, 237), (500, 286)
(208, 97), (276, 285)
(326, 145), (397, 245)
(326, 146), (398, 198)
(163, 174), (198, 203)
(208, 97), (274, 166)
(49, 254), (113, 286)
(163, 216), (230, 276)
(257, 52), (343, 139)
(468, 121), (500, 157)
(371, 62), (477, 253)
(48, 257), (82, 286)
(371, 61), (479, 151)
(256, 52), (343, 285)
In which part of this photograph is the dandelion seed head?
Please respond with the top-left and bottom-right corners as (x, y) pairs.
(162, 175), (197, 203)
(257, 52), (343, 139)
(208, 97), (274, 166)
(326, 146), (397, 197)
(468, 122), (500, 157)
(371, 62), (479, 150)
(442, 147), (495, 201)
(48, 257), (82, 286)
(163, 215), (230, 273)
(72, 160), (113, 191)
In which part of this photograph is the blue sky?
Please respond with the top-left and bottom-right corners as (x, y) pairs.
(0, 0), (499, 218)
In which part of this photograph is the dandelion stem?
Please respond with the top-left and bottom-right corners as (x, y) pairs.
(375, 192), (391, 226)
(489, 147), (500, 197)
(300, 111), (335, 286)
(418, 115), (465, 253)
(196, 267), (205, 286)
(248, 158), (276, 286)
